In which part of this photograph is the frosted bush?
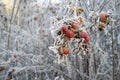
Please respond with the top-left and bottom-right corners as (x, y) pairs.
(0, 0), (120, 80)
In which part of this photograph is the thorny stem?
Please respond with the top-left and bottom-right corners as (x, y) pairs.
(93, 54), (97, 73)
(92, 0), (95, 11)
(82, 0), (90, 19)
(82, 0), (90, 13)
(111, 0), (117, 79)
(112, 19), (115, 80)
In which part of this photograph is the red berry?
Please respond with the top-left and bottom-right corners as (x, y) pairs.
(61, 26), (68, 33)
(80, 32), (90, 43)
(66, 30), (74, 38)
(71, 22), (79, 29)
(62, 47), (69, 55)
(100, 12), (107, 23)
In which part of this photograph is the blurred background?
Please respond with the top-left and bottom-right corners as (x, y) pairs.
(0, 0), (120, 80)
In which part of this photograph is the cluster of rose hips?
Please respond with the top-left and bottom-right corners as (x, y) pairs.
(55, 17), (90, 58)
(98, 12), (108, 31)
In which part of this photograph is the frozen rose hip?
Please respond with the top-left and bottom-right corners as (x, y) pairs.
(66, 30), (74, 38)
(59, 47), (69, 55)
(61, 26), (68, 33)
(71, 22), (79, 29)
(62, 47), (69, 55)
(100, 12), (107, 23)
(80, 32), (90, 43)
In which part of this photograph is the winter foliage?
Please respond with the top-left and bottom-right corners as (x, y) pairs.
(0, 0), (120, 80)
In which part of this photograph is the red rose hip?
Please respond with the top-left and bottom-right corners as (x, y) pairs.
(62, 47), (69, 55)
(66, 30), (74, 38)
(100, 12), (107, 23)
(71, 22), (79, 29)
(80, 32), (90, 43)
(61, 26), (68, 33)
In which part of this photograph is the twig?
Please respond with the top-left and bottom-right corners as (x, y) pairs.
(112, 18), (115, 80)
(7, 0), (16, 50)
(14, 0), (22, 24)
(98, 0), (111, 13)
(96, 0), (106, 11)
